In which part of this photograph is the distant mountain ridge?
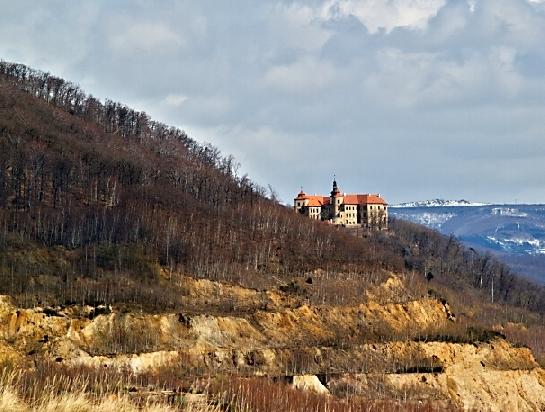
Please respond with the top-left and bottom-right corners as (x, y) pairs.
(391, 203), (545, 283)
(392, 199), (490, 208)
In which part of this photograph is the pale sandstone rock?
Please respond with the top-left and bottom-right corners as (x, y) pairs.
(0, 274), (545, 412)
(293, 375), (329, 394)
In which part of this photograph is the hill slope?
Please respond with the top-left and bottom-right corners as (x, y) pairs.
(391, 204), (545, 283)
(1, 61), (545, 410)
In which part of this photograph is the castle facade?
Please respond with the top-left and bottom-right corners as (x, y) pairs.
(294, 180), (388, 229)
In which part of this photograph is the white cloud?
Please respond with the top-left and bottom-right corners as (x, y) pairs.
(164, 94), (188, 107)
(269, 3), (332, 51)
(263, 56), (336, 93)
(361, 45), (524, 109)
(109, 23), (184, 54)
(320, 0), (446, 32)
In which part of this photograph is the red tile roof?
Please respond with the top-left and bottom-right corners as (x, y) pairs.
(307, 196), (330, 206)
(294, 192), (330, 206)
(342, 194), (387, 205)
(295, 193), (386, 206)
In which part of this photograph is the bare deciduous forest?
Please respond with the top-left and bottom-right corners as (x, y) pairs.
(0, 61), (543, 313)
(2, 60), (545, 410)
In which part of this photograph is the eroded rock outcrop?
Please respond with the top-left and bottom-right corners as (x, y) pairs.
(1, 275), (545, 411)
(292, 375), (329, 394)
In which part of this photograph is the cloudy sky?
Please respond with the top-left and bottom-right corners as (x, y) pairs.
(1, 0), (545, 204)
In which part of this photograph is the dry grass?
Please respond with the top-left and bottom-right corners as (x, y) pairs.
(0, 367), (207, 412)
(0, 363), (457, 412)
(203, 376), (455, 412)
(0, 386), (28, 412)
(502, 323), (545, 366)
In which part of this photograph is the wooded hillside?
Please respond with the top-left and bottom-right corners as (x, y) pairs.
(0, 61), (544, 316)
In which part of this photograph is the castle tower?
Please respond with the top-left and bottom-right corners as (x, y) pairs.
(330, 178), (342, 223)
(294, 189), (308, 213)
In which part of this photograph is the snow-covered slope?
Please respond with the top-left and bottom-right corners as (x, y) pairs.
(392, 199), (490, 208)
(392, 211), (456, 228)
(390, 204), (545, 283)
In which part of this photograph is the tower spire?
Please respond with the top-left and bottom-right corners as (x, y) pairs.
(331, 175), (340, 197)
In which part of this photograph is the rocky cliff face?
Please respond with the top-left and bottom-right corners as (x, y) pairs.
(1, 276), (544, 411)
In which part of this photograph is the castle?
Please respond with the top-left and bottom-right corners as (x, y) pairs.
(294, 179), (388, 229)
